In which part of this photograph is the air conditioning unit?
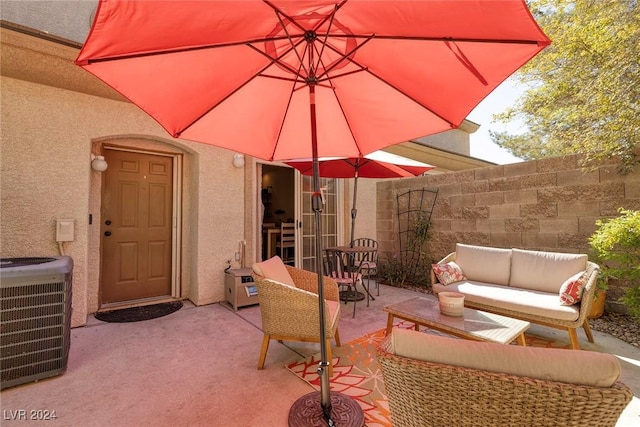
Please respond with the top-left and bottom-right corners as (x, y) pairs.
(1, 256), (73, 390)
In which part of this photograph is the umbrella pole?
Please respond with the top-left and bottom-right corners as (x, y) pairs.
(307, 85), (332, 418)
(349, 165), (359, 247)
(288, 84), (364, 427)
(314, 156), (332, 418)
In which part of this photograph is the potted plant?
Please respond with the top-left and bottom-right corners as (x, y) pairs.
(587, 267), (609, 319)
(588, 208), (640, 319)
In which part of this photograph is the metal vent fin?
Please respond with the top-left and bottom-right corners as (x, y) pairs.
(0, 257), (72, 389)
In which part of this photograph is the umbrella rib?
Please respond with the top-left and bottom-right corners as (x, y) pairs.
(310, 40), (370, 157)
(445, 40), (488, 85)
(246, 43), (307, 82)
(319, 57), (454, 155)
(175, 60), (284, 137)
(324, 34), (545, 46)
(312, 4), (340, 75)
(262, 0), (349, 83)
(317, 34), (526, 123)
(318, 67), (368, 83)
(342, 158), (359, 169)
(315, 35), (375, 82)
(78, 36), (298, 64)
(177, 43), (321, 139)
(325, 85), (365, 157)
(272, 8), (310, 78)
(79, 35), (540, 66)
(263, 0), (349, 35)
(350, 56), (458, 128)
(262, 0), (316, 34)
(247, 7), (342, 85)
(269, 66), (302, 161)
(257, 74), (301, 84)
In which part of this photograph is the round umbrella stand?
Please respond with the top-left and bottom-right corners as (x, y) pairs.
(289, 391), (365, 427)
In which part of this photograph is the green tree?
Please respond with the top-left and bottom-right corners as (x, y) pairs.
(491, 0), (639, 173)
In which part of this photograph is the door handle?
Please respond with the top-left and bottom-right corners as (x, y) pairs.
(105, 220), (112, 225)
(104, 231), (112, 237)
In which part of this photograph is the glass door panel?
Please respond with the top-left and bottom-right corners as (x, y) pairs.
(300, 175), (340, 272)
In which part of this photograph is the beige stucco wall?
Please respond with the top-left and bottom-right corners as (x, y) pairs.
(377, 155), (640, 313)
(414, 127), (472, 156)
(1, 75), (247, 327)
(346, 178), (385, 243)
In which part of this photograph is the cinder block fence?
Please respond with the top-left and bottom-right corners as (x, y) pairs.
(377, 154), (640, 313)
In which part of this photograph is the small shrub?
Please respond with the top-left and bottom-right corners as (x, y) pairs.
(378, 254), (408, 287)
(378, 253), (432, 289)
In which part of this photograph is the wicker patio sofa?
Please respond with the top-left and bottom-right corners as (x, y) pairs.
(431, 243), (600, 349)
(377, 328), (632, 427)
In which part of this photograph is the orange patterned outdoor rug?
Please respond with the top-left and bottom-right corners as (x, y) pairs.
(286, 323), (571, 427)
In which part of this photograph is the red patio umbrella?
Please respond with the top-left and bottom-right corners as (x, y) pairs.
(75, 1), (550, 424)
(286, 151), (434, 245)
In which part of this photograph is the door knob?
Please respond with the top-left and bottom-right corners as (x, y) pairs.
(105, 220), (112, 225)
(104, 231), (112, 237)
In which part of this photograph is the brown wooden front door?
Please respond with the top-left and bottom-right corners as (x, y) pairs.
(100, 149), (173, 304)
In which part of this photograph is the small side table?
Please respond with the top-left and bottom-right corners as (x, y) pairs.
(225, 268), (259, 311)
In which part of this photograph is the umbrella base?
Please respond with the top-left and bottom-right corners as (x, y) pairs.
(288, 391), (364, 427)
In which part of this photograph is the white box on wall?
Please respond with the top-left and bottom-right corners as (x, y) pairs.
(56, 219), (74, 242)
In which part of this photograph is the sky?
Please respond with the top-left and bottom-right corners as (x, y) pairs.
(467, 77), (527, 165)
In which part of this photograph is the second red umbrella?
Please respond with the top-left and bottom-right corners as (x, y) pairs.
(287, 151), (434, 245)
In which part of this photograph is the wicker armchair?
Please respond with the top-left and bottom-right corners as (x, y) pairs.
(253, 263), (341, 375)
(377, 330), (633, 427)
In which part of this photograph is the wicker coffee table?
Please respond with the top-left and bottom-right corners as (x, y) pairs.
(384, 296), (530, 346)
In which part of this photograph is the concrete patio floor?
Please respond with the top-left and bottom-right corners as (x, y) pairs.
(1, 283), (639, 426)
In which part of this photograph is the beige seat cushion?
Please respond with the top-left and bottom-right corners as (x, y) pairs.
(326, 300), (340, 328)
(509, 249), (588, 293)
(391, 328), (620, 388)
(252, 256), (296, 287)
(432, 281), (580, 322)
(455, 243), (512, 286)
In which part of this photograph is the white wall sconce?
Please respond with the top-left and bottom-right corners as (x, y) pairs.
(91, 154), (108, 172)
(232, 153), (245, 168)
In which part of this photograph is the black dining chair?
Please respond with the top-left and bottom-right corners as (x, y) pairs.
(351, 238), (379, 296)
(323, 248), (364, 318)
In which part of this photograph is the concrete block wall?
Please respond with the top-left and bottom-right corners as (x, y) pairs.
(377, 154), (640, 312)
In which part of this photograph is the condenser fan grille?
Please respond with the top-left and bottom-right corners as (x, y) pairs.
(0, 256), (73, 389)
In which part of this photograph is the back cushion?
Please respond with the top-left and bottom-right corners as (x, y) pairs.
(391, 328), (621, 388)
(252, 256), (296, 287)
(455, 243), (512, 285)
(509, 249), (587, 293)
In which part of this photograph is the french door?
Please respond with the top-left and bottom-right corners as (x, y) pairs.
(298, 175), (341, 272)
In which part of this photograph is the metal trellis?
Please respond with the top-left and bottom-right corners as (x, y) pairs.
(396, 188), (438, 283)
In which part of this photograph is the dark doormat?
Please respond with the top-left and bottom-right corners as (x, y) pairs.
(95, 301), (183, 323)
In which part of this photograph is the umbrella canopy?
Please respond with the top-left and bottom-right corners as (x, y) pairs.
(285, 150), (434, 178)
(75, 0), (550, 162)
(286, 151), (434, 244)
(75, 1), (550, 424)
